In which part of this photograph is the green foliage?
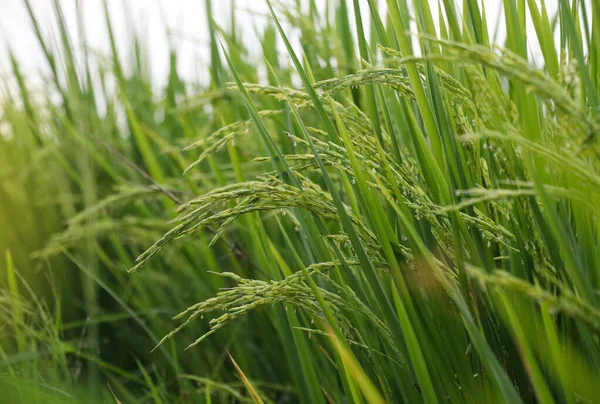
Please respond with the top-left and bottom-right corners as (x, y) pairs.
(1, 0), (600, 402)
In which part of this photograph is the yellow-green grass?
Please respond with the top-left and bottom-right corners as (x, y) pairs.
(1, 0), (600, 402)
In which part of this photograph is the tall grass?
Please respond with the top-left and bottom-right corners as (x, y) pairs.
(1, 0), (600, 402)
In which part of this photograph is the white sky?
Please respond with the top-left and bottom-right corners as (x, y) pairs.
(0, 0), (559, 90)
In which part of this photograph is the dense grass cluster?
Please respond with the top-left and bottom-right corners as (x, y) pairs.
(2, 0), (600, 402)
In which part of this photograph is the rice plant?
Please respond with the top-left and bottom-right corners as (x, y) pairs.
(1, 0), (600, 402)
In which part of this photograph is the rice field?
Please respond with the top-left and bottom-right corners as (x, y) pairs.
(1, 0), (600, 403)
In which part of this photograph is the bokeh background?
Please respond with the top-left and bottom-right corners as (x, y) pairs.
(1, 0), (557, 87)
